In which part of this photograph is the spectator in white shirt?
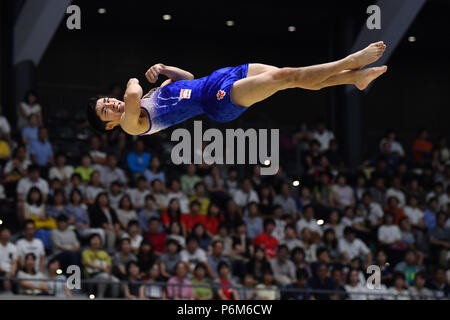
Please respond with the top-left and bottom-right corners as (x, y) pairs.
(108, 181), (125, 210)
(127, 176), (151, 210)
(379, 130), (405, 157)
(270, 245), (296, 285)
(233, 178), (260, 209)
(101, 153), (127, 188)
(17, 90), (43, 130)
(377, 213), (402, 246)
(331, 174), (355, 210)
(345, 269), (369, 300)
(299, 228), (318, 264)
(425, 182), (446, 211)
(403, 195), (425, 229)
(0, 226), (17, 292)
(273, 182), (299, 219)
(312, 119), (335, 152)
(0, 104), (11, 142)
(48, 154), (74, 185)
(323, 209), (344, 240)
(386, 176), (406, 208)
(17, 253), (48, 295)
(387, 272), (410, 300)
(89, 135), (107, 168)
(224, 167), (239, 197)
(16, 164), (49, 203)
(272, 205), (287, 242)
(166, 178), (190, 214)
(360, 192), (384, 228)
(2, 145), (31, 184)
(180, 236), (209, 276)
(296, 205), (323, 239)
(338, 227), (372, 267)
(116, 194), (138, 230)
(16, 220), (46, 273)
(84, 170), (106, 206)
(280, 224), (303, 251)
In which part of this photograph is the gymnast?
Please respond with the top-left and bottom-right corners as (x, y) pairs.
(87, 41), (387, 136)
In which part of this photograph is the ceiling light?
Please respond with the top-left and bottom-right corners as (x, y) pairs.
(408, 36), (416, 42)
(163, 14), (172, 21)
(226, 20), (234, 27)
(98, 8), (106, 14)
(288, 26), (296, 32)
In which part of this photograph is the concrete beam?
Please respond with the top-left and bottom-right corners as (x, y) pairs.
(14, 0), (72, 65)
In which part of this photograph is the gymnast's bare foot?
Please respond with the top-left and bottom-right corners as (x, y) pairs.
(354, 66), (387, 90)
(349, 41), (386, 69)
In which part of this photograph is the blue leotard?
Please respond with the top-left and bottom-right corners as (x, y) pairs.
(139, 64), (249, 135)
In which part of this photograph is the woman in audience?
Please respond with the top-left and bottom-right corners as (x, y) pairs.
(116, 194), (138, 230)
(24, 187), (55, 229)
(123, 261), (144, 299)
(88, 192), (120, 250)
(17, 253), (48, 295)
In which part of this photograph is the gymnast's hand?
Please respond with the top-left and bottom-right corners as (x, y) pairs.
(127, 78), (139, 87)
(145, 63), (166, 83)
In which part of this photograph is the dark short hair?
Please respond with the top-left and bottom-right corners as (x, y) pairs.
(343, 226), (355, 236)
(56, 214), (69, 222)
(148, 217), (160, 225)
(23, 219), (35, 229)
(263, 218), (276, 229)
(0, 225), (10, 233)
(166, 239), (180, 250)
(186, 235), (199, 244)
(88, 233), (102, 243)
(127, 220), (139, 228)
(194, 262), (207, 272)
(126, 260), (139, 272)
(316, 247), (329, 258)
(86, 96), (111, 133)
(27, 164), (40, 174)
(296, 268), (309, 280)
(190, 200), (201, 208)
(217, 261), (230, 273)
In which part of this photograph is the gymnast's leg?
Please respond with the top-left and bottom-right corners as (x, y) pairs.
(309, 66), (387, 91)
(231, 41), (386, 107)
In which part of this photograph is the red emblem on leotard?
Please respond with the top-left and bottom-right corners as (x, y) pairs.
(217, 90), (226, 100)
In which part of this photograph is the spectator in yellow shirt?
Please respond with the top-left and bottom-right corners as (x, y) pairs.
(82, 233), (120, 297)
(190, 182), (210, 215)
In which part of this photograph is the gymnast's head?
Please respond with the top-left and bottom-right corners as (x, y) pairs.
(87, 96), (125, 132)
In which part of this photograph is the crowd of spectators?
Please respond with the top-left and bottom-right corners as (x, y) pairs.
(0, 92), (449, 300)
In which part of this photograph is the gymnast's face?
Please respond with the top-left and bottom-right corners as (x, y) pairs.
(96, 97), (125, 128)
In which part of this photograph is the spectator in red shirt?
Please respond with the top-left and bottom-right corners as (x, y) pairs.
(384, 196), (407, 225)
(181, 200), (206, 232)
(216, 261), (239, 300)
(412, 129), (433, 165)
(205, 202), (224, 236)
(144, 217), (166, 254)
(253, 218), (279, 259)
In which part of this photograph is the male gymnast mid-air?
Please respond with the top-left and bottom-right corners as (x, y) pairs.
(87, 41), (387, 136)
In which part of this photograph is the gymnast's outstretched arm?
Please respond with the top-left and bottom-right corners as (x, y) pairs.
(119, 78), (146, 135)
(145, 63), (194, 86)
